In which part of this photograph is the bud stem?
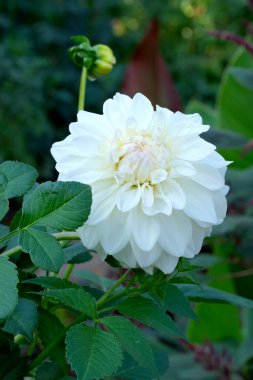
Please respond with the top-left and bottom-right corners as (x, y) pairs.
(78, 66), (87, 111)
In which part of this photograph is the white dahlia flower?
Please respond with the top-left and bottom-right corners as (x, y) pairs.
(51, 93), (229, 274)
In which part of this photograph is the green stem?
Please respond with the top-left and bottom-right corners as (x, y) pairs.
(78, 66), (87, 111)
(97, 269), (131, 308)
(64, 263), (74, 280)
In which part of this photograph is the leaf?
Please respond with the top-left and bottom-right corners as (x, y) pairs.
(38, 309), (66, 371)
(66, 324), (123, 380)
(0, 257), (18, 320)
(35, 362), (62, 380)
(0, 173), (8, 221)
(0, 161), (38, 198)
(64, 242), (92, 264)
(76, 270), (115, 291)
(113, 351), (169, 380)
(101, 316), (157, 373)
(229, 67), (253, 91)
(23, 276), (80, 289)
(218, 48), (253, 138)
(18, 181), (91, 231)
(116, 296), (185, 338)
(0, 224), (9, 249)
(3, 298), (38, 340)
(121, 20), (181, 111)
(177, 284), (253, 308)
(42, 288), (97, 318)
(19, 228), (65, 272)
(150, 283), (197, 320)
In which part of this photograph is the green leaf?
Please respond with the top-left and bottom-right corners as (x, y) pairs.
(19, 228), (65, 272)
(35, 362), (62, 380)
(0, 173), (8, 221)
(23, 276), (80, 289)
(229, 67), (253, 91)
(3, 298), (38, 340)
(66, 324), (123, 380)
(116, 296), (184, 338)
(218, 48), (253, 138)
(113, 351), (169, 380)
(177, 284), (253, 308)
(64, 242), (92, 264)
(18, 181), (91, 231)
(38, 309), (66, 371)
(42, 288), (97, 318)
(0, 161), (38, 198)
(76, 270), (115, 291)
(150, 284), (197, 320)
(0, 257), (18, 320)
(101, 316), (157, 373)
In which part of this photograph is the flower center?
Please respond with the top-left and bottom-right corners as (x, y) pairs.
(111, 129), (170, 186)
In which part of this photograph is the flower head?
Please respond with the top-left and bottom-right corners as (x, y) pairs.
(51, 93), (229, 274)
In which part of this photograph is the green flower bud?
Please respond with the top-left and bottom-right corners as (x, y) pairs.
(68, 36), (116, 80)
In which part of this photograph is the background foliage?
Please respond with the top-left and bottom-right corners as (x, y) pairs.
(1, 0), (253, 379)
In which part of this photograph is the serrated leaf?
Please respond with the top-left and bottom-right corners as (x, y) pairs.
(42, 288), (97, 318)
(115, 296), (184, 338)
(18, 181), (91, 231)
(0, 257), (18, 320)
(23, 276), (80, 289)
(150, 284), (197, 320)
(64, 242), (92, 264)
(0, 161), (38, 198)
(114, 351), (169, 380)
(0, 173), (8, 221)
(101, 316), (157, 374)
(35, 362), (62, 380)
(177, 284), (253, 308)
(19, 228), (65, 272)
(66, 324), (123, 380)
(0, 224), (9, 249)
(3, 298), (38, 340)
(38, 309), (66, 371)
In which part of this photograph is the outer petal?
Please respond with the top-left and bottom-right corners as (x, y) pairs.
(131, 240), (162, 268)
(77, 224), (99, 249)
(130, 208), (160, 251)
(177, 178), (218, 224)
(153, 252), (179, 274)
(158, 212), (192, 257)
(97, 209), (130, 254)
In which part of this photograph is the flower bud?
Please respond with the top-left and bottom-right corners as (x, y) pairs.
(68, 37), (116, 79)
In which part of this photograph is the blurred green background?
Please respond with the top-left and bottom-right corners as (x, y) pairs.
(0, 0), (249, 179)
(1, 1), (253, 378)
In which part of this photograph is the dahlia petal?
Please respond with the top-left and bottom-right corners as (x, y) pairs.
(77, 224), (99, 249)
(173, 136), (215, 161)
(97, 209), (130, 254)
(191, 164), (225, 190)
(130, 93), (154, 129)
(113, 243), (138, 268)
(142, 195), (172, 216)
(160, 179), (186, 209)
(131, 239), (162, 268)
(153, 252), (179, 274)
(116, 183), (141, 212)
(151, 169), (167, 184)
(141, 184), (154, 208)
(170, 160), (197, 177)
(177, 178), (218, 224)
(159, 212), (192, 257)
(130, 209), (160, 251)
